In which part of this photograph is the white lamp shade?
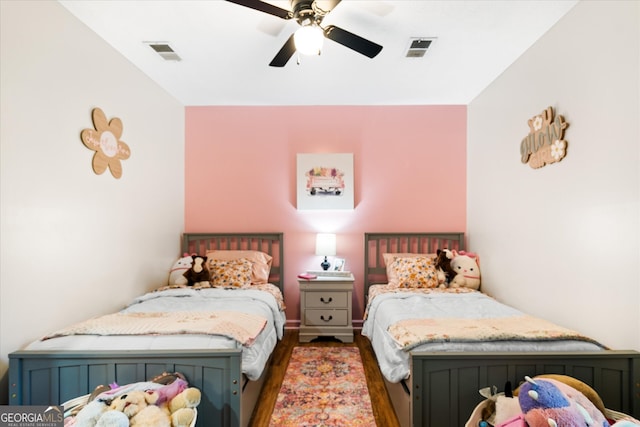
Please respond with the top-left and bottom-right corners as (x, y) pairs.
(315, 233), (336, 256)
(294, 24), (324, 55)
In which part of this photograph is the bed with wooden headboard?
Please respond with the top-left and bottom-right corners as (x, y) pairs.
(363, 232), (640, 427)
(9, 232), (284, 427)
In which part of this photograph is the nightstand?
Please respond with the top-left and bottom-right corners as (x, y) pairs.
(298, 274), (354, 343)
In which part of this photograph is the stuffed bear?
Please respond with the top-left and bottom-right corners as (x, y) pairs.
(108, 390), (171, 427)
(144, 376), (199, 427)
(168, 388), (201, 427)
(110, 387), (200, 427)
(182, 255), (210, 287)
(168, 254), (193, 287)
(450, 250), (481, 290)
(68, 376), (201, 427)
(518, 376), (610, 427)
(435, 249), (456, 287)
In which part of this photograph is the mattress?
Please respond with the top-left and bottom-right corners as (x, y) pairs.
(361, 286), (605, 383)
(25, 286), (285, 381)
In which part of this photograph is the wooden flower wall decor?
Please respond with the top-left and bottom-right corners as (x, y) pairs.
(81, 108), (131, 179)
(520, 106), (569, 169)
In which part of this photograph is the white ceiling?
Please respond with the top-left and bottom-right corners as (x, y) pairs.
(59, 0), (578, 106)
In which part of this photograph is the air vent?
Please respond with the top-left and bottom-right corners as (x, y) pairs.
(405, 37), (436, 58)
(145, 42), (181, 61)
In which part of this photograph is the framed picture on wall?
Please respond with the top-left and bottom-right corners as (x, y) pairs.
(296, 153), (354, 210)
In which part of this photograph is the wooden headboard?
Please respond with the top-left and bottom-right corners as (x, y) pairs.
(182, 232), (284, 293)
(364, 232), (465, 303)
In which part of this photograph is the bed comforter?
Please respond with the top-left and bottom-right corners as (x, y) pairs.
(26, 286), (286, 381)
(361, 286), (606, 383)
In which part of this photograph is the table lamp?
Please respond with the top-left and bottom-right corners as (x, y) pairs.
(315, 233), (336, 271)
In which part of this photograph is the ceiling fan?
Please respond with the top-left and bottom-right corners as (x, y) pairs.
(226, 0), (383, 67)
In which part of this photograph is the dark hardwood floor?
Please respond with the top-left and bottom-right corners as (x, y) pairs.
(248, 329), (401, 427)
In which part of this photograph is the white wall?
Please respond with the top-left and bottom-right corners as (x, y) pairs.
(0, 1), (185, 403)
(468, 0), (639, 350)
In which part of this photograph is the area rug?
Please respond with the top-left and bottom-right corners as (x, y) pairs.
(269, 346), (376, 426)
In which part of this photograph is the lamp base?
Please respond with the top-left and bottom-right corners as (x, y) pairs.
(320, 256), (331, 271)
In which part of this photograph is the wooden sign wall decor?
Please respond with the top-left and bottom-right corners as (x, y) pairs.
(81, 107), (131, 179)
(520, 106), (569, 169)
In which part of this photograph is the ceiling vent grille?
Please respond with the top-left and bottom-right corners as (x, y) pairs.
(146, 42), (181, 61)
(405, 37), (435, 58)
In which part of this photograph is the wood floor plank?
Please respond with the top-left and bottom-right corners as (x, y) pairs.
(248, 330), (400, 427)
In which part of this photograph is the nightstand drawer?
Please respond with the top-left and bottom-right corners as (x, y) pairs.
(304, 291), (348, 308)
(305, 309), (349, 326)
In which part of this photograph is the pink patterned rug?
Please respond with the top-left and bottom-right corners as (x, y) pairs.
(269, 346), (376, 426)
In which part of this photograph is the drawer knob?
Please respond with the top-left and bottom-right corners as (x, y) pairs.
(320, 315), (333, 322)
(320, 297), (333, 304)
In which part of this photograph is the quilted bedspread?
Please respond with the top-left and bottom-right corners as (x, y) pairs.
(389, 314), (605, 351)
(43, 310), (267, 346)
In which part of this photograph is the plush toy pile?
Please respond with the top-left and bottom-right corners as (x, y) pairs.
(64, 373), (201, 427)
(472, 374), (640, 427)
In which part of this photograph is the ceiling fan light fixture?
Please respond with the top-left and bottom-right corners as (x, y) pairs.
(294, 24), (323, 55)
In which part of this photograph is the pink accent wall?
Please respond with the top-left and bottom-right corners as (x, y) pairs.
(185, 105), (466, 325)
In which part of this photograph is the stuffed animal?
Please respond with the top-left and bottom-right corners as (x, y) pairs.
(114, 387), (200, 427)
(108, 390), (171, 427)
(518, 376), (610, 427)
(142, 377), (199, 427)
(435, 249), (456, 287)
(68, 383), (118, 427)
(449, 250), (481, 290)
(68, 374), (201, 427)
(130, 405), (171, 427)
(71, 398), (112, 427)
(167, 388), (201, 427)
(94, 410), (129, 427)
(168, 254), (193, 287)
(491, 383), (522, 426)
(182, 255), (210, 287)
(474, 382), (522, 427)
(522, 374), (607, 416)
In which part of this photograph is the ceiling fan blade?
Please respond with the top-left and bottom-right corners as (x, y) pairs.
(225, 0), (292, 19)
(319, 0), (342, 12)
(324, 25), (382, 58)
(269, 34), (297, 67)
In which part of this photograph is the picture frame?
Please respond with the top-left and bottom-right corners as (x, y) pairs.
(296, 153), (354, 210)
(333, 258), (345, 271)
